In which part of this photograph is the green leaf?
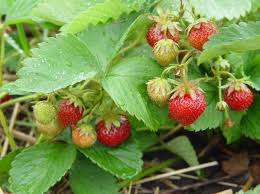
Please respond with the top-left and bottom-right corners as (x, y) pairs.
(0, 150), (21, 185)
(240, 96), (260, 140)
(5, 0), (42, 25)
(61, 0), (146, 34)
(236, 185), (260, 194)
(165, 136), (199, 168)
(78, 14), (137, 71)
(222, 111), (246, 144)
(131, 129), (157, 151)
(9, 143), (77, 194)
(70, 158), (119, 194)
(32, 0), (102, 25)
(79, 136), (143, 179)
(2, 34), (98, 94)
(243, 50), (260, 90)
(190, 82), (223, 131)
(190, 0), (251, 20)
(0, 0), (15, 15)
(102, 57), (162, 130)
(199, 22), (260, 64)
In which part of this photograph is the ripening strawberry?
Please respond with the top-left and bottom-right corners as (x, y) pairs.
(57, 99), (83, 127)
(34, 101), (64, 139)
(72, 125), (97, 148)
(0, 94), (12, 103)
(147, 78), (171, 106)
(96, 115), (131, 146)
(146, 23), (179, 47)
(224, 82), (253, 111)
(188, 21), (217, 50)
(168, 83), (206, 126)
(153, 39), (177, 66)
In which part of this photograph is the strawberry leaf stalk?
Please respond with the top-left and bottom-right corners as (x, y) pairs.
(224, 80), (253, 111)
(188, 19), (217, 51)
(95, 114), (131, 147)
(57, 99), (83, 127)
(168, 82), (206, 126)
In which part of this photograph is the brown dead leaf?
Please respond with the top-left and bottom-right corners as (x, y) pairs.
(250, 164), (260, 184)
(214, 189), (233, 194)
(222, 152), (249, 174)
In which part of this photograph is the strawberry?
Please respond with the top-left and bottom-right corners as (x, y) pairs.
(153, 39), (177, 66)
(72, 124), (97, 148)
(57, 99), (83, 127)
(224, 82), (253, 111)
(146, 23), (179, 47)
(34, 101), (57, 124)
(188, 21), (217, 50)
(96, 115), (131, 146)
(168, 83), (206, 126)
(0, 94), (12, 103)
(147, 78), (171, 106)
(34, 101), (64, 139)
(36, 120), (64, 139)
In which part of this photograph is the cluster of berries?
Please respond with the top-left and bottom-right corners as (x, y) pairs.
(146, 17), (253, 126)
(33, 99), (131, 148)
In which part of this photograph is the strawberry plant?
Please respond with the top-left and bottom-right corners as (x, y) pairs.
(0, 0), (259, 193)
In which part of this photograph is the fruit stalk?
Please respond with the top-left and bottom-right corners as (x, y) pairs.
(0, 93), (44, 109)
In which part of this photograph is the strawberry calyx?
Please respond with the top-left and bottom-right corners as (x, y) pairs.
(75, 124), (96, 138)
(148, 8), (182, 38)
(187, 18), (213, 34)
(171, 81), (204, 100)
(96, 113), (126, 130)
(223, 78), (252, 97)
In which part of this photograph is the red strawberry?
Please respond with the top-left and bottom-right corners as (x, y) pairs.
(0, 94), (12, 103)
(188, 21), (217, 50)
(224, 82), (253, 111)
(146, 23), (179, 47)
(72, 124), (97, 148)
(57, 99), (83, 127)
(96, 115), (131, 146)
(168, 83), (206, 126)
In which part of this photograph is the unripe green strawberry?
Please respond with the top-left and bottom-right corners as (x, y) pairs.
(34, 101), (56, 124)
(147, 78), (171, 106)
(36, 119), (64, 139)
(153, 39), (177, 66)
(34, 101), (64, 139)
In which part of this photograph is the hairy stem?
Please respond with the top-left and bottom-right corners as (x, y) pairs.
(0, 93), (44, 109)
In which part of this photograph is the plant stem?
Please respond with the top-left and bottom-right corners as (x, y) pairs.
(0, 110), (17, 150)
(0, 93), (44, 109)
(219, 71), (237, 80)
(0, 22), (5, 86)
(118, 158), (179, 188)
(16, 24), (31, 56)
